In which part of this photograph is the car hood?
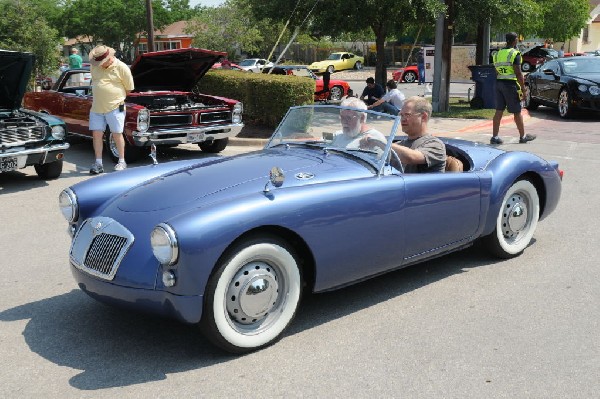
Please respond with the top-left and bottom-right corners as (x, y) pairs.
(0, 49), (34, 110)
(568, 73), (600, 85)
(310, 60), (334, 67)
(116, 148), (374, 212)
(130, 48), (226, 91)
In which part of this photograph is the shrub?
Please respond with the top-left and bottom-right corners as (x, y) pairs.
(196, 70), (315, 128)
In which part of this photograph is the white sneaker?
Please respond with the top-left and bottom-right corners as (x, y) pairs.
(114, 162), (127, 171)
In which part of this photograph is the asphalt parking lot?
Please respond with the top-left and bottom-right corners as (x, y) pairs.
(1, 106), (599, 397)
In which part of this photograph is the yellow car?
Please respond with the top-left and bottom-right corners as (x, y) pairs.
(309, 52), (364, 74)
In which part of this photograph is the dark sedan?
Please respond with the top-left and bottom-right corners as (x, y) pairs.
(525, 56), (600, 118)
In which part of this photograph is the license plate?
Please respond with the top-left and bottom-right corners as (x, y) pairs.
(0, 157), (18, 172)
(187, 132), (205, 143)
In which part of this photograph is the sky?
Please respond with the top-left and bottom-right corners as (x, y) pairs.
(189, 0), (225, 7)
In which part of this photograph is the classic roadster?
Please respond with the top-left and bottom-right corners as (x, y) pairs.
(59, 105), (562, 353)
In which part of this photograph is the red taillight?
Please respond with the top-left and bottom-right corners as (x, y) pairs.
(558, 169), (564, 180)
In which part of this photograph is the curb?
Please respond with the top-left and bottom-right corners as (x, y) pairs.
(456, 109), (531, 133)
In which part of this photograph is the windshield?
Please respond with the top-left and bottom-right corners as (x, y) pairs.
(239, 59), (256, 66)
(266, 105), (400, 171)
(326, 54), (342, 60)
(561, 58), (600, 74)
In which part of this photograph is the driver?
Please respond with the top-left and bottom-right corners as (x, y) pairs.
(331, 97), (387, 153)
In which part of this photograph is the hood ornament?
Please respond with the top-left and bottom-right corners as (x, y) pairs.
(149, 143), (158, 165)
(92, 221), (103, 236)
(295, 172), (314, 180)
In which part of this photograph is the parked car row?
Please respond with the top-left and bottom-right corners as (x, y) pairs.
(262, 65), (351, 102)
(24, 48), (244, 164)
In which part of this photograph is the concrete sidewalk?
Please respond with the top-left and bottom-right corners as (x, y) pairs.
(230, 110), (530, 147)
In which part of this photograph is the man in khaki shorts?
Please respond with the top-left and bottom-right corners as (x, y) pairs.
(88, 45), (134, 174)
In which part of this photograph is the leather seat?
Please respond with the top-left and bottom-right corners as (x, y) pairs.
(445, 155), (464, 172)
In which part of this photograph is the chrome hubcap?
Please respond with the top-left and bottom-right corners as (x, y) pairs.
(502, 193), (529, 239)
(559, 92), (568, 115)
(330, 87), (343, 100)
(226, 261), (279, 325)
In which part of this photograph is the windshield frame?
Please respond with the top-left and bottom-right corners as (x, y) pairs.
(265, 105), (402, 174)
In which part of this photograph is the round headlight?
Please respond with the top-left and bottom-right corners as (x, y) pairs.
(233, 102), (243, 114)
(151, 223), (179, 266)
(137, 109), (150, 132)
(578, 84), (588, 92)
(589, 86), (600, 96)
(51, 125), (66, 140)
(59, 188), (78, 223)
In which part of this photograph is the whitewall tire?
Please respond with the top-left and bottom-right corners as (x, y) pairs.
(201, 236), (302, 353)
(485, 180), (540, 258)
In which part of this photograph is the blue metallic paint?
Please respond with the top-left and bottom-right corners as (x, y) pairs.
(66, 135), (561, 324)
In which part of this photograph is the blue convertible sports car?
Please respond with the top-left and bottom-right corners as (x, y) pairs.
(59, 105), (562, 353)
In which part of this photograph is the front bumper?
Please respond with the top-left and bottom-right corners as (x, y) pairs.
(0, 142), (70, 168)
(132, 123), (244, 146)
(71, 263), (204, 324)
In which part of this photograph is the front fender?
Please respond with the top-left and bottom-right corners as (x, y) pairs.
(70, 159), (211, 222)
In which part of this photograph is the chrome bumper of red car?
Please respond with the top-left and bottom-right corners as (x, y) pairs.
(132, 123), (244, 146)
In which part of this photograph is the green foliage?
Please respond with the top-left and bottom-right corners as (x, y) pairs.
(0, 0), (63, 81)
(61, 0), (171, 63)
(536, 0), (590, 42)
(186, 0), (264, 57)
(196, 70), (314, 128)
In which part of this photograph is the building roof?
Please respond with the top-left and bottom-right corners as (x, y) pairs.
(154, 21), (193, 38)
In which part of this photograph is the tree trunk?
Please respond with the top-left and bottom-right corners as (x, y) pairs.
(373, 24), (387, 86)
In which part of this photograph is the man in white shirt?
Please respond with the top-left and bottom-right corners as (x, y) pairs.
(367, 79), (405, 115)
(331, 97), (387, 156)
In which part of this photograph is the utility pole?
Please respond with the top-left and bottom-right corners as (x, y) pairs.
(145, 0), (155, 52)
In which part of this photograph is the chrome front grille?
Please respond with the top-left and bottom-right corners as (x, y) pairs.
(0, 125), (47, 147)
(70, 217), (134, 280)
(150, 114), (193, 126)
(84, 233), (128, 276)
(200, 111), (230, 123)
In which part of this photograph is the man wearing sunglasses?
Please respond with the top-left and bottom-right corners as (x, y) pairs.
(365, 96), (446, 173)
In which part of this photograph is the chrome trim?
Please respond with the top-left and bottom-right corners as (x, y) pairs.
(0, 142), (70, 159)
(70, 217), (134, 281)
(132, 123), (244, 145)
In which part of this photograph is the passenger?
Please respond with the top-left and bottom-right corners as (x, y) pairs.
(363, 96), (446, 173)
(331, 97), (387, 153)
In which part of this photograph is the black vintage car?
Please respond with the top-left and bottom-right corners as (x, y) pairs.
(525, 56), (600, 118)
(1, 49), (69, 179)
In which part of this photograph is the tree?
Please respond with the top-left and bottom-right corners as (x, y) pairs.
(0, 0), (63, 80)
(186, 0), (266, 58)
(535, 0), (590, 42)
(61, 0), (171, 63)
(246, 0), (444, 85)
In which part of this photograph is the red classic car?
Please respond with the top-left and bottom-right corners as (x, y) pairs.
(262, 65), (351, 101)
(24, 48), (243, 163)
(392, 65), (419, 83)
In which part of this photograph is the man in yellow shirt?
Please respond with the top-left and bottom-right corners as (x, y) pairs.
(88, 45), (134, 174)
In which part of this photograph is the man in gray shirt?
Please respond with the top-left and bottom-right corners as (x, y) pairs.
(391, 96), (446, 173)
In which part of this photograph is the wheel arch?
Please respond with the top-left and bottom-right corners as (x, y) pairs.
(482, 151), (554, 237)
(211, 225), (317, 294)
